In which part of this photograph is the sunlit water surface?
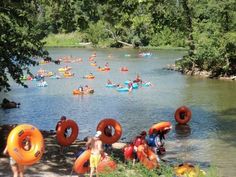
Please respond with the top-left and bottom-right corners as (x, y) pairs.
(1, 48), (235, 176)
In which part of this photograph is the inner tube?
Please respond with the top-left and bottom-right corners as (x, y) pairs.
(116, 87), (129, 92)
(123, 144), (134, 160)
(106, 84), (117, 88)
(174, 163), (206, 177)
(74, 150), (91, 174)
(56, 119), (79, 146)
(74, 151), (116, 174)
(142, 82), (151, 87)
(50, 75), (61, 79)
(97, 155), (117, 174)
(7, 124), (44, 165)
(132, 83), (138, 89)
(37, 82), (48, 87)
(137, 145), (159, 169)
(64, 73), (74, 77)
(175, 106), (192, 124)
(84, 75), (95, 79)
(73, 89), (83, 95)
(124, 80), (131, 85)
(97, 118), (122, 144)
(149, 122), (172, 135)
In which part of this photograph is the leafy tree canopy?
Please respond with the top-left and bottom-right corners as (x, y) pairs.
(0, 1), (49, 92)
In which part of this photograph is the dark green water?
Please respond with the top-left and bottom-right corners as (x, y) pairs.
(0, 48), (235, 176)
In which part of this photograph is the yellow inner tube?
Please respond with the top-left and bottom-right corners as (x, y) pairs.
(174, 163), (206, 177)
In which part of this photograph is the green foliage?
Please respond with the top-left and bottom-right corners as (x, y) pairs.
(176, 0), (236, 76)
(1, 0), (236, 91)
(0, 1), (49, 92)
(150, 27), (186, 47)
(99, 161), (171, 177)
(43, 32), (84, 47)
(84, 20), (111, 47)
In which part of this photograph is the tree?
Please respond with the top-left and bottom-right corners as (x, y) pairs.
(0, 1), (49, 92)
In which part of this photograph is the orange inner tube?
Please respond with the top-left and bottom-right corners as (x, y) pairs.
(97, 155), (117, 173)
(73, 89), (82, 95)
(175, 106), (192, 124)
(137, 145), (159, 169)
(56, 119), (79, 146)
(7, 124), (44, 165)
(85, 75), (95, 79)
(123, 144), (134, 160)
(148, 121), (172, 135)
(96, 118), (122, 144)
(74, 150), (91, 174)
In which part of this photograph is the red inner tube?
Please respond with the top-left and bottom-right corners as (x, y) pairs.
(175, 106), (192, 124)
(97, 118), (122, 144)
(56, 119), (79, 146)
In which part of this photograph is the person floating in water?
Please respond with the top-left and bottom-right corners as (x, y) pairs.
(107, 79), (112, 85)
(133, 74), (142, 84)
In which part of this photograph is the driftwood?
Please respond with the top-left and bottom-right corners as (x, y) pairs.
(105, 29), (133, 47)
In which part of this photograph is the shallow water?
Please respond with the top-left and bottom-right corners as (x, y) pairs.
(0, 48), (236, 176)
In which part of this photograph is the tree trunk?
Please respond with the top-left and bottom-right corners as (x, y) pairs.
(181, 0), (195, 56)
(105, 29), (133, 47)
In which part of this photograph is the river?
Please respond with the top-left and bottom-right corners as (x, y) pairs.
(0, 48), (235, 176)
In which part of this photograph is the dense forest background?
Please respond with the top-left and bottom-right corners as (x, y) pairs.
(0, 0), (236, 91)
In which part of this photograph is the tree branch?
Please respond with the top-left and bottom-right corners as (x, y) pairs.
(105, 29), (133, 47)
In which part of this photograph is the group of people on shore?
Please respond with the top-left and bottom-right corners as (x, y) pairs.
(3, 115), (166, 177)
(130, 129), (167, 166)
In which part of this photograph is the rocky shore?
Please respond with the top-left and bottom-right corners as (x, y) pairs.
(164, 64), (236, 80)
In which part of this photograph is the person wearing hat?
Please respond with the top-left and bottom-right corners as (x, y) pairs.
(86, 131), (103, 177)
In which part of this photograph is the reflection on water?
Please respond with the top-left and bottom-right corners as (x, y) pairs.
(175, 124), (191, 138)
(0, 48), (235, 176)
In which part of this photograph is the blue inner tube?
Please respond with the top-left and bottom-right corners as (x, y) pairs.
(132, 83), (138, 89)
(50, 76), (60, 79)
(106, 84), (116, 88)
(142, 83), (151, 87)
(124, 80), (131, 85)
(117, 87), (129, 92)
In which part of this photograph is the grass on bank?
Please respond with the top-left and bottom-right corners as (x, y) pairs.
(98, 161), (219, 177)
(96, 152), (219, 177)
(43, 32), (187, 50)
(43, 32), (86, 47)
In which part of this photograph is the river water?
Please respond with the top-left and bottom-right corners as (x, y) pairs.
(0, 48), (235, 176)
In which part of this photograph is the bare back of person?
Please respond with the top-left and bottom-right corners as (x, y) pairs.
(90, 138), (102, 155)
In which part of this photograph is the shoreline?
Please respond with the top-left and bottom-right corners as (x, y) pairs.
(0, 124), (126, 177)
(0, 124), (219, 176)
(44, 45), (187, 50)
(164, 64), (236, 81)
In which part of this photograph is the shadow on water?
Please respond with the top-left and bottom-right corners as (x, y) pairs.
(215, 108), (236, 147)
(175, 124), (191, 138)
